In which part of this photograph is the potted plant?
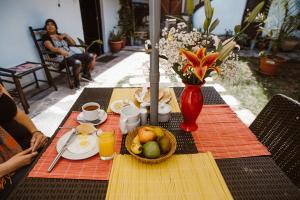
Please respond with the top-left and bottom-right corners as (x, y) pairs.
(257, 0), (298, 75)
(118, 0), (134, 46)
(109, 29), (123, 53)
(236, 33), (250, 49)
(158, 0), (264, 131)
(259, 50), (285, 75)
(121, 34), (127, 48)
(258, 27), (287, 75)
(256, 36), (269, 51)
(77, 38), (102, 55)
(279, 0), (300, 51)
(280, 15), (300, 51)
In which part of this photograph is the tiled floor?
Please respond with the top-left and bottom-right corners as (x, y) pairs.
(27, 49), (255, 137)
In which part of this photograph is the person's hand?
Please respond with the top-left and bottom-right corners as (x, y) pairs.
(58, 33), (69, 41)
(5, 148), (38, 171)
(58, 48), (69, 57)
(30, 131), (48, 152)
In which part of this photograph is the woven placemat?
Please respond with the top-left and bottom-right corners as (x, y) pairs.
(158, 113), (183, 130)
(216, 157), (300, 200)
(28, 113), (122, 181)
(173, 86), (226, 105)
(71, 88), (113, 111)
(106, 153), (233, 200)
(8, 178), (108, 200)
(120, 129), (197, 155)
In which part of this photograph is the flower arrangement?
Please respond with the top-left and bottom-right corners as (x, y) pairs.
(158, 0), (264, 85)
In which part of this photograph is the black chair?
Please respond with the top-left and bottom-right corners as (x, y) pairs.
(249, 94), (300, 187)
(29, 26), (87, 89)
(0, 61), (57, 113)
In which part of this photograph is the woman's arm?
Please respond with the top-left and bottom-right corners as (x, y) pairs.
(60, 33), (76, 46)
(0, 85), (48, 151)
(0, 148), (38, 177)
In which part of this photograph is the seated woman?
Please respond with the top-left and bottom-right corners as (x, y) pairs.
(42, 18), (96, 88)
(0, 84), (48, 199)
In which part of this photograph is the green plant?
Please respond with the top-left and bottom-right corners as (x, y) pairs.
(77, 38), (102, 52)
(158, 0), (265, 85)
(109, 29), (123, 42)
(236, 33), (250, 47)
(118, 0), (134, 39)
(259, 0), (300, 56)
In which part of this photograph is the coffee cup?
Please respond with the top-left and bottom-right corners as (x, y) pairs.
(119, 105), (140, 134)
(82, 102), (101, 121)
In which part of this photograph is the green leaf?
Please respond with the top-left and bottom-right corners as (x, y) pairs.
(187, 0), (194, 16)
(218, 40), (236, 61)
(210, 8), (214, 20)
(204, 0), (212, 19)
(203, 18), (209, 32)
(234, 25), (241, 34)
(209, 18), (220, 33)
(245, 1), (265, 23)
(86, 39), (103, 51)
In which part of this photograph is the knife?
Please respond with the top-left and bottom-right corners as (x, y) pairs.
(48, 128), (77, 172)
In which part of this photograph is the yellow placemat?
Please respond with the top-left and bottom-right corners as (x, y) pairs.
(107, 88), (181, 113)
(106, 153), (233, 200)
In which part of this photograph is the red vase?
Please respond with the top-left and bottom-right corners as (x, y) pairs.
(180, 83), (204, 131)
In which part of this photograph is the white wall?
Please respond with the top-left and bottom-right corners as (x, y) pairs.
(193, 0), (247, 35)
(100, 0), (120, 53)
(0, 0), (84, 68)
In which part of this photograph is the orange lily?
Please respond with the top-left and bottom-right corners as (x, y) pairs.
(181, 48), (220, 81)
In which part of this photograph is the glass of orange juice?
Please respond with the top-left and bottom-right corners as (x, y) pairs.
(97, 130), (115, 160)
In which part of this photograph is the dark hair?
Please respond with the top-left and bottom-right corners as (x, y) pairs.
(44, 18), (58, 33)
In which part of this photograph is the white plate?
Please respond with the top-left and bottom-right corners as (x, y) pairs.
(110, 100), (134, 114)
(77, 110), (107, 125)
(56, 129), (101, 160)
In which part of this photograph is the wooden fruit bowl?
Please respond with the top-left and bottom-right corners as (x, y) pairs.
(125, 125), (177, 164)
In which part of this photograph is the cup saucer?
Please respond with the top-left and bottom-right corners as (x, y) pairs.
(77, 110), (107, 125)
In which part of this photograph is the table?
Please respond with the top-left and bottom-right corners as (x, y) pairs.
(8, 87), (300, 199)
(0, 61), (57, 113)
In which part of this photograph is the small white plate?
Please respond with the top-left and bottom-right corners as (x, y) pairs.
(110, 100), (134, 114)
(56, 129), (101, 160)
(77, 110), (107, 125)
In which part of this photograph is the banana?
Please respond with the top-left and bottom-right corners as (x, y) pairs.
(131, 143), (142, 154)
(132, 135), (141, 145)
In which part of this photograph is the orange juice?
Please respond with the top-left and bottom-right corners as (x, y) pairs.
(98, 131), (115, 160)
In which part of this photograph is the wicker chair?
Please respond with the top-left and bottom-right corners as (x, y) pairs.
(249, 94), (300, 187)
(29, 26), (87, 89)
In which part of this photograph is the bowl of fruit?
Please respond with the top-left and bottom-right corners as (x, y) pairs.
(125, 125), (177, 163)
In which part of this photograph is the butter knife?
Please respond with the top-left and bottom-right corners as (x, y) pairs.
(48, 128), (77, 172)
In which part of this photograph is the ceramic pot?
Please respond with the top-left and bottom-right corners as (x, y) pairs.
(109, 40), (123, 53)
(259, 56), (285, 75)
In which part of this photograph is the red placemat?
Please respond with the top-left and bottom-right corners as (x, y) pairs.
(192, 105), (271, 159)
(28, 112), (122, 180)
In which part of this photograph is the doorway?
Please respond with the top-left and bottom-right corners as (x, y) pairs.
(79, 0), (103, 55)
